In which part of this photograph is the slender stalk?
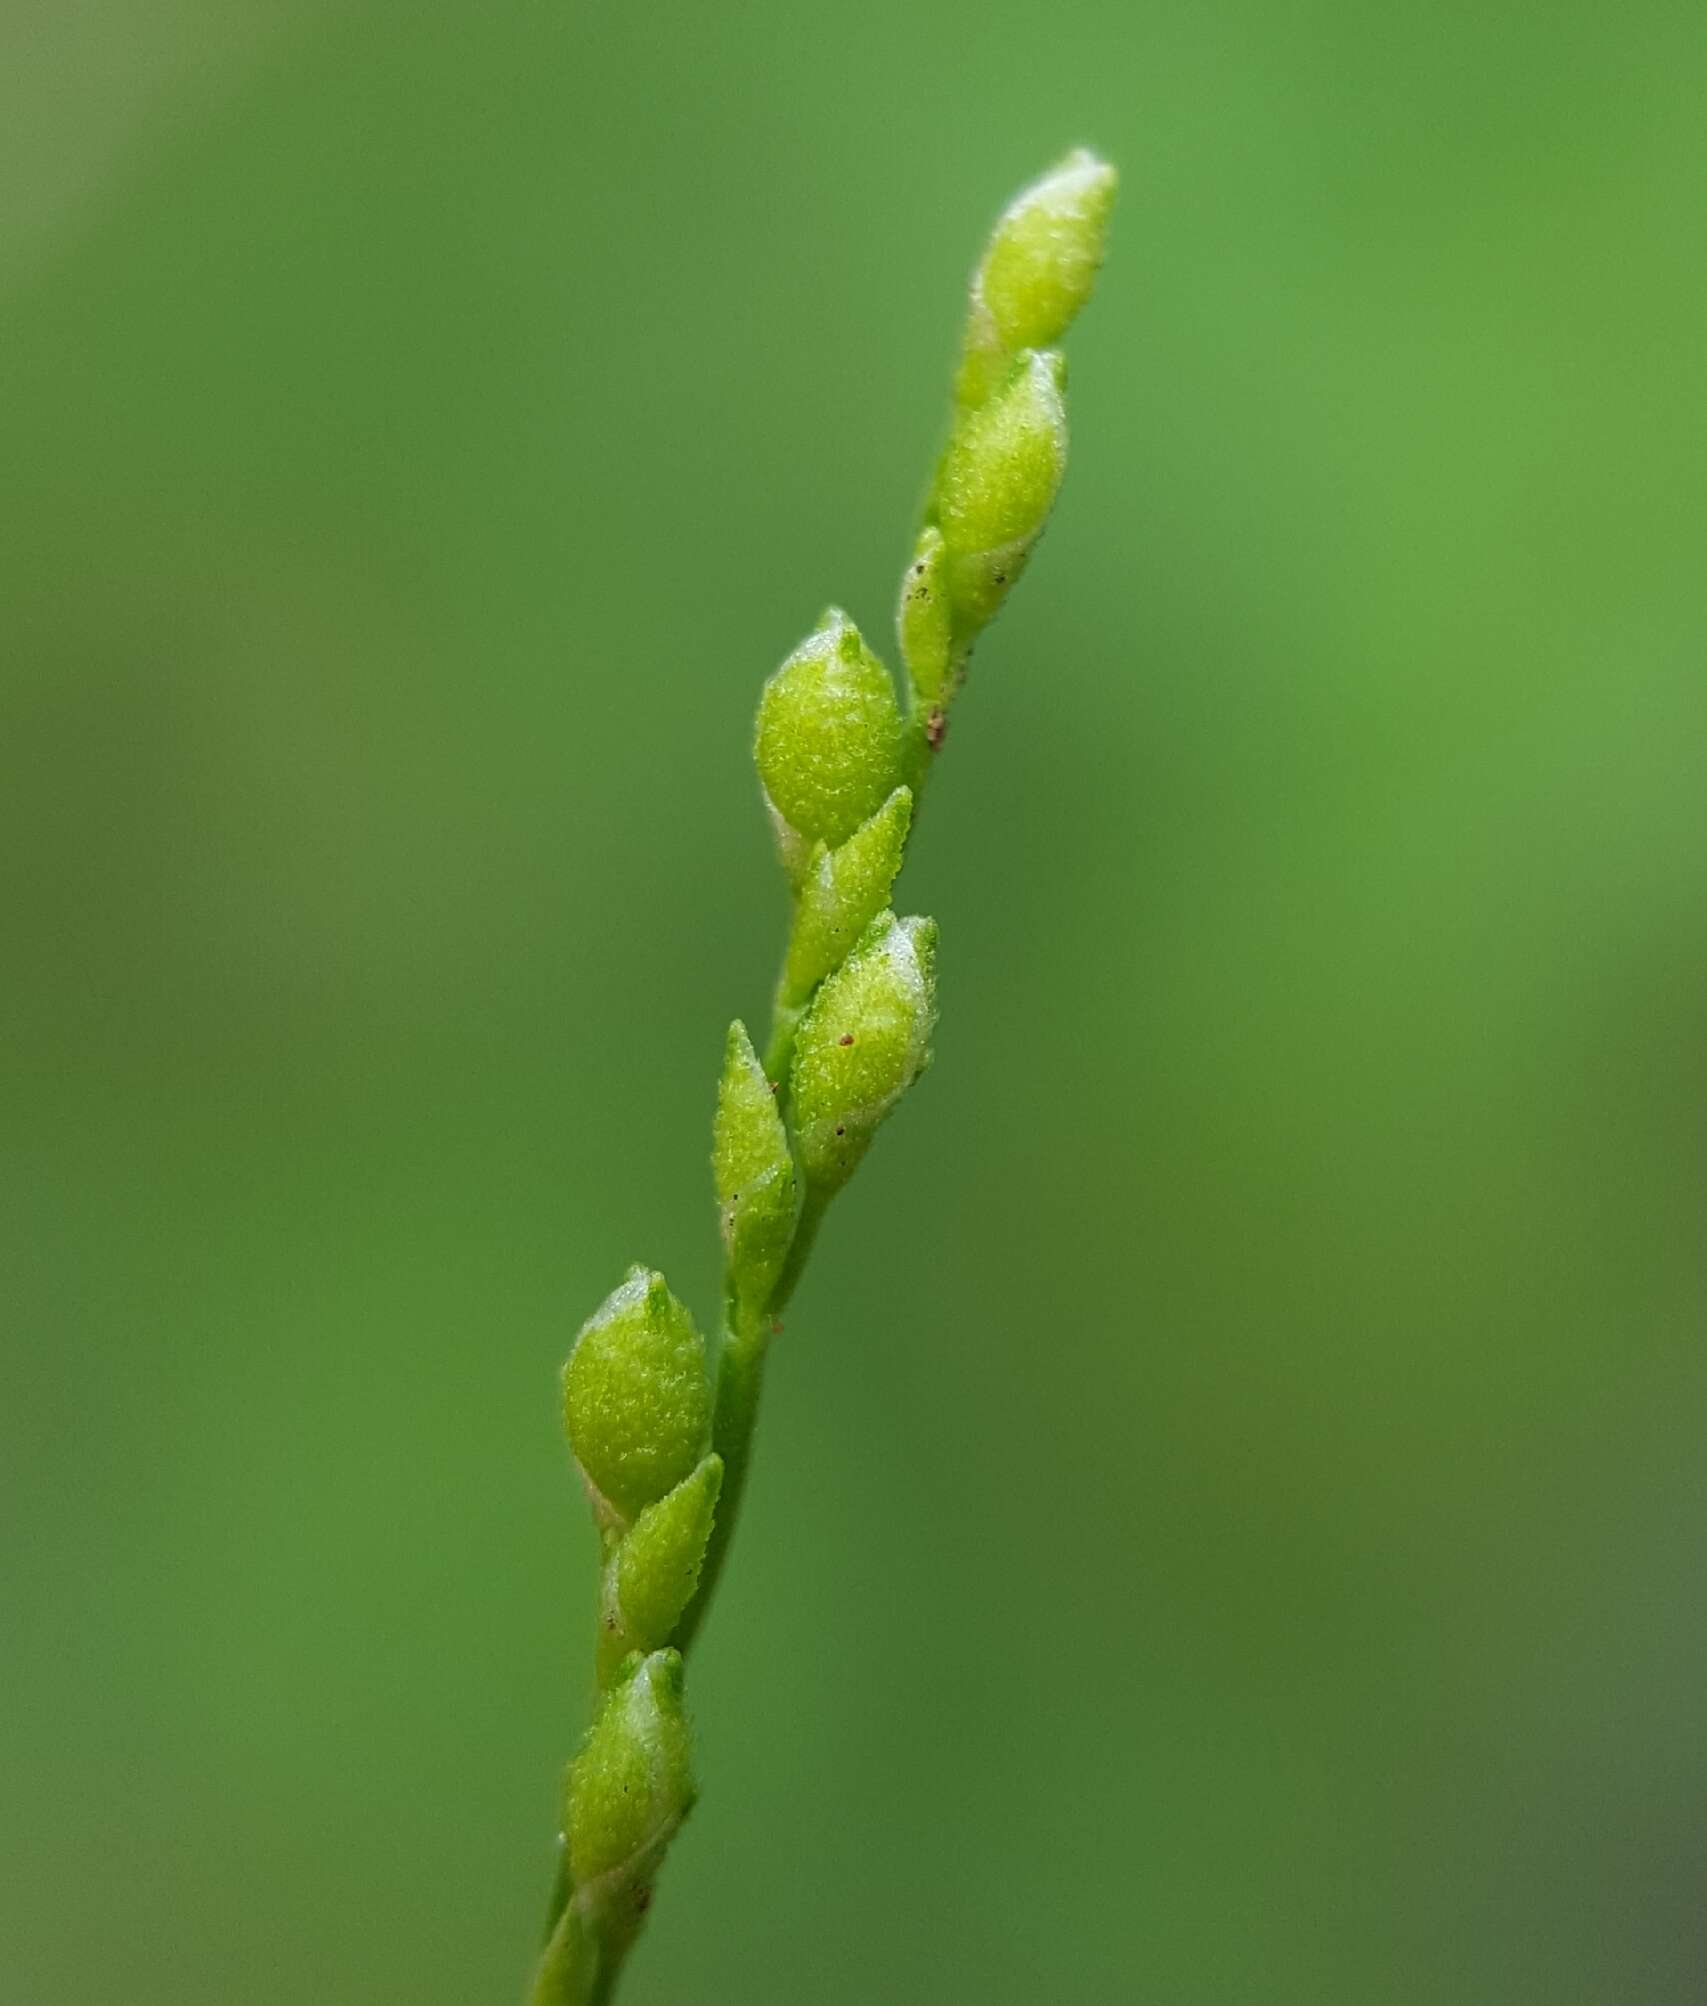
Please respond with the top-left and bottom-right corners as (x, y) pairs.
(677, 1183), (827, 1654)
(532, 150), (1116, 2005)
(897, 699), (946, 804)
(672, 1322), (765, 1657)
(531, 1905), (612, 2006)
(761, 996), (804, 1096)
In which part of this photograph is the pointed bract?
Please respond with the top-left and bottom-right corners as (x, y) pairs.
(712, 1023), (797, 1321)
(782, 787), (913, 1009)
(598, 1455), (723, 1682)
(790, 912), (938, 1194)
(563, 1269), (710, 1524)
(898, 525), (955, 707)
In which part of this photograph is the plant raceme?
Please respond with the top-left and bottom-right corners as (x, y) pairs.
(529, 149), (1116, 2006)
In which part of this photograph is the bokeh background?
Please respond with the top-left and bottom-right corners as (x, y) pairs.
(5, 3), (1705, 2001)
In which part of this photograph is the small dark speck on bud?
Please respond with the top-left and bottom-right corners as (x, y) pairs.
(835, 1125), (846, 1136)
(838, 1033), (855, 1046)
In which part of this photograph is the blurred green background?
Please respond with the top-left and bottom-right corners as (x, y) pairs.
(4, 2), (1705, 2001)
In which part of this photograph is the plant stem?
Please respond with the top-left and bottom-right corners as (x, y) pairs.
(530, 1902), (623, 2006)
(677, 1186), (826, 1654)
(768, 1187), (827, 1320)
(673, 1320), (765, 1656)
(534, 144), (1116, 2006)
(898, 706), (937, 802)
(898, 668), (962, 806)
(762, 995), (804, 1098)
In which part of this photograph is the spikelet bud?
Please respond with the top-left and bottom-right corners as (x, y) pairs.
(790, 911), (937, 1194)
(597, 1455), (723, 1683)
(932, 350), (1067, 634)
(958, 148), (1117, 406)
(781, 787), (912, 1009)
(712, 1022), (797, 1320)
(897, 525), (956, 709)
(564, 1649), (696, 1905)
(754, 609), (903, 864)
(563, 1269), (709, 1525)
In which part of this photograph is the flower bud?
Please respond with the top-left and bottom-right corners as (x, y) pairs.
(897, 526), (955, 708)
(754, 609), (903, 855)
(596, 1454), (723, 1683)
(781, 786), (912, 1009)
(563, 1269), (709, 1524)
(712, 1022), (797, 1319)
(565, 1649), (696, 1898)
(959, 148), (1117, 405)
(932, 350), (1067, 634)
(790, 911), (937, 1194)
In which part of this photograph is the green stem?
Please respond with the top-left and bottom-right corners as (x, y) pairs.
(762, 993), (804, 1098)
(899, 706), (938, 801)
(674, 1317), (766, 1656)
(529, 1901), (624, 2006)
(677, 1186), (827, 1654)
(768, 1186), (827, 1318)
(900, 626), (974, 805)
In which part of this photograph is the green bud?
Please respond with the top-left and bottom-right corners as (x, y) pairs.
(781, 787), (913, 1009)
(565, 1649), (695, 1901)
(897, 526), (955, 709)
(598, 1455), (723, 1683)
(932, 350), (1067, 634)
(754, 608), (903, 855)
(790, 911), (937, 1194)
(563, 1269), (710, 1525)
(959, 148), (1117, 405)
(712, 1022), (797, 1320)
